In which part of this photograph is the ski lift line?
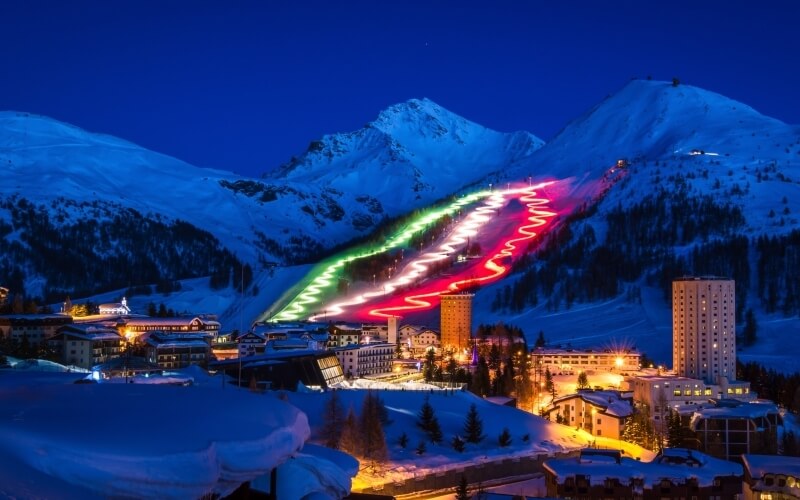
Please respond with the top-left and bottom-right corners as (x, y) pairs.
(271, 187), (502, 322)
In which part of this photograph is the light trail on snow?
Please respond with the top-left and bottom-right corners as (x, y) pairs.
(269, 189), (494, 322)
(304, 182), (557, 321)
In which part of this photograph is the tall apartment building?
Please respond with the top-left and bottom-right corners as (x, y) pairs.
(440, 293), (473, 350)
(672, 277), (736, 384)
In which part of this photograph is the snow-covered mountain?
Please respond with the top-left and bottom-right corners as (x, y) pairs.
(266, 98), (543, 214)
(0, 102), (539, 305)
(484, 79), (800, 369)
(509, 79), (800, 184)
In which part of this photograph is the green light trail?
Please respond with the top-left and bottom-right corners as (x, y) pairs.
(267, 189), (492, 322)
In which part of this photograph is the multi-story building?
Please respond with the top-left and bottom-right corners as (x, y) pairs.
(144, 331), (211, 369)
(439, 293), (473, 350)
(532, 346), (640, 375)
(409, 329), (440, 356)
(334, 343), (395, 379)
(544, 390), (633, 439)
(689, 400), (782, 461)
(673, 276), (736, 384)
(48, 324), (123, 369)
(543, 448), (743, 499)
(118, 315), (220, 339)
(0, 314), (73, 344)
(328, 323), (361, 348)
(742, 455), (800, 500)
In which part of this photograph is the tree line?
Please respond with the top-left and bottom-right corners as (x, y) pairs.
(0, 195), (243, 304)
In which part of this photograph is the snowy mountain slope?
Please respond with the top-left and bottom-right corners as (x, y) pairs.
(266, 98), (544, 214)
(478, 80), (800, 370)
(507, 79), (800, 187)
(0, 105), (541, 304)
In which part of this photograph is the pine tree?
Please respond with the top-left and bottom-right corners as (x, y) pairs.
(418, 395), (435, 433)
(398, 431), (409, 449)
(415, 440), (427, 455)
(360, 391), (388, 464)
(535, 330), (546, 348)
(463, 404), (485, 444)
(321, 390), (345, 449)
(470, 356), (490, 397)
(498, 427), (512, 447)
(666, 411), (683, 448)
(545, 367), (557, 400)
(429, 416), (443, 444)
(577, 371), (589, 390)
(423, 349), (436, 382)
(454, 474), (469, 500)
(451, 435), (465, 453)
(339, 407), (361, 456)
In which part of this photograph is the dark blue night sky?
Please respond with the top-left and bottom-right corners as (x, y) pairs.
(2, 1), (798, 177)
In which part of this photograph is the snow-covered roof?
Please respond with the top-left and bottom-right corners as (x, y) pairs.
(122, 316), (221, 327)
(544, 448), (742, 487)
(742, 454), (800, 479)
(551, 390), (633, 418)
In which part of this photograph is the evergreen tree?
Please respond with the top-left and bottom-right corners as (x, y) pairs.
(360, 391), (388, 464)
(429, 416), (443, 444)
(339, 407), (361, 457)
(454, 474), (469, 500)
(463, 404), (485, 444)
(417, 395), (435, 433)
(577, 371), (589, 390)
(415, 440), (427, 455)
(515, 351), (533, 409)
(498, 427), (512, 447)
(545, 367), (557, 400)
(470, 356), (490, 397)
(321, 390), (345, 449)
(423, 349), (436, 382)
(451, 435), (465, 453)
(398, 431), (409, 449)
(535, 330), (546, 348)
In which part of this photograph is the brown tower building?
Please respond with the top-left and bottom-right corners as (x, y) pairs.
(440, 293), (473, 350)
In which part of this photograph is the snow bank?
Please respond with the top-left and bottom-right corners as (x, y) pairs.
(0, 372), (311, 498)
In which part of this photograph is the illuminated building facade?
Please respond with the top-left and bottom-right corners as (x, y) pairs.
(439, 293), (473, 350)
(531, 347), (640, 374)
(672, 277), (736, 384)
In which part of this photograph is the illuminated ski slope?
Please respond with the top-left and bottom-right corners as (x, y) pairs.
(366, 187), (556, 320)
(270, 181), (560, 323)
(269, 189), (495, 322)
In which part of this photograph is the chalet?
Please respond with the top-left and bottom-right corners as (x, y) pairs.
(328, 323), (361, 348)
(409, 328), (440, 356)
(742, 454), (800, 499)
(544, 390), (633, 439)
(48, 324), (123, 369)
(238, 331), (268, 357)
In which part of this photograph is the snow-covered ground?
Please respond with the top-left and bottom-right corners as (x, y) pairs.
(0, 370), (356, 499)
